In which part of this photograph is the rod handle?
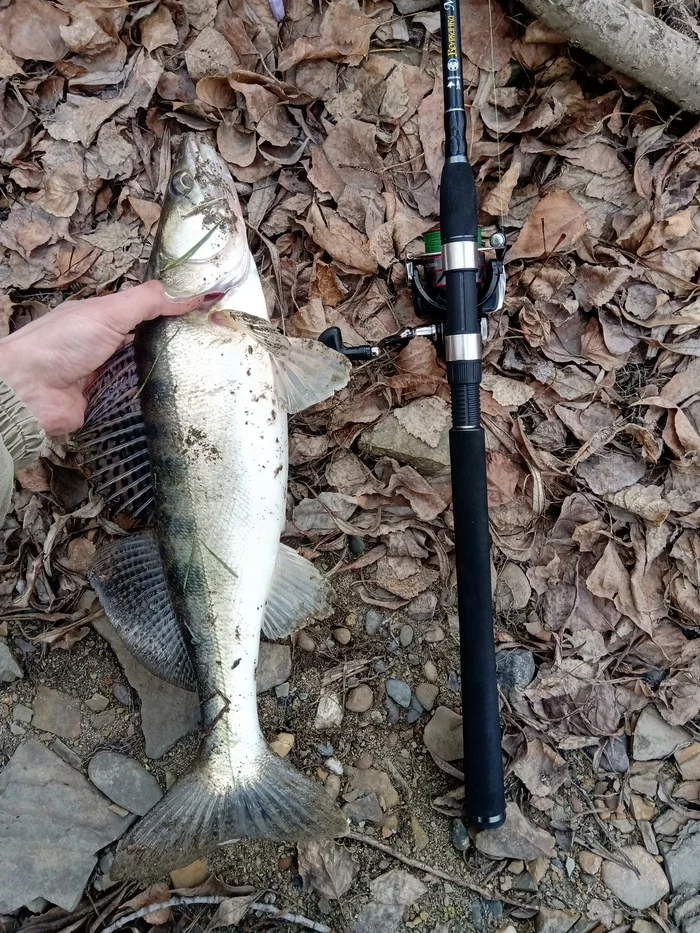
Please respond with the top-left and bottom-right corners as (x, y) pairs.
(449, 424), (506, 829)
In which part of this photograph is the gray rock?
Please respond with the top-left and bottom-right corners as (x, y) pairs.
(12, 704), (32, 724)
(415, 682), (438, 711)
(672, 892), (700, 926)
(666, 823), (700, 892)
(9, 723), (25, 736)
(423, 706), (463, 761)
(0, 640), (22, 683)
(385, 696), (400, 725)
(112, 683), (132, 707)
(406, 696), (423, 724)
(495, 649), (536, 691)
(88, 751), (163, 816)
(446, 671), (460, 693)
(599, 736), (629, 773)
(314, 689), (343, 730)
(0, 740), (133, 913)
(358, 400), (451, 477)
(423, 660), (438, 683)
(386, 679), (411, 708)
(32, 687), (81, 740)
(343, 792), (384, 824)
(475, 802), (555, 861)
(399, 624), (414, 647)
(52, 739), (82, 771)
(256, 643), (292, 694)
(85, 694), (109, 712)
(452, 819), (470, 852)
(633, 705), (691, 761)
(365, 610), (382, 635)
(94, 618), (199, 760)
(424, 626), (445, 643)
(601, 844), (669, 908)
(346, 685), (373, 713)
(406, 592), (437, 622)
(535, 906), (580, 933)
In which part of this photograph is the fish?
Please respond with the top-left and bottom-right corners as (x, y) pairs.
(81, 134), (351, 880)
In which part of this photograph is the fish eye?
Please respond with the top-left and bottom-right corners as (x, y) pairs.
(171, 171), (194, 195)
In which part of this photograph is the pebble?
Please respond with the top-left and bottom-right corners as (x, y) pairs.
(324, 774), (341, 799)
(476, 802), (555, 861)
(52, 739), (82, 770)
(278, 854), (294, 871)
(601, 844), (669, 908)
(314, 690), (343, 729)
(296, 631), (316, 652)
(85, 694), (109, 712)
(13, 704), (32, 724)
(424, 626), (445, 644)
(407, 592), (437, 622)
(633, 705), (691, 761)
(373, 659), (388, 674)
(411, 815), (429, 852)
(88, 751), (163, 816)
(423, 706), (463, 761)
(334, 627), (351, 646)
(399, 624), (414, 647)
(170, 859), (209, 888)
(325, 757), (344, 775)
(349, 536), (365, 555)
(407, 696), (424, 724)
(317, 743), (334, 757)
(275, 682), (290, 700)
(578, 851), (602, 875)
(495, 648), (536, 691)
(415, 683), (439, 711)
(386, 679), (411, 708)
(256, 643), (292, 694)
(356, 753), (373, 769)
(385, 696), (400, 724)
(365, 610), (382, 635)
(423, 660), (438, 683)
(535, 905), (580, 933)
(9, 723), (25, 736)
(111, 683), (131, 707)
(32, 686), (81, 740)
(343, 792), (383, 824)
(0, 640), (22, 683)
(270, 733), (295, 757)
(346, 684), (373, 713)
(665, 822), (700, 891)
(446, 671), (460, 693)
(452, 819), (470, 852)
(599, 735), (630, 773)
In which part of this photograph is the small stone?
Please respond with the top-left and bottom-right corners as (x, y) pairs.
(0, 640), (22, 683)
(452, 819), (470, 852)
(93, 709), (117, 729)
(386, 679), (411, 708)
(0, 621), (7, 637)
(275, 682), (290, 699)
(373, 659), (387, 674)
(601, 844), (669, 908)
(535, 905), (580, 933)
(365, 610), (382, 635)
(52, 739), (82, 770)
(257, 643), (292, 694)
(385, 696), (400, 724)
(356, 753), (373, 769)
(676, 743), (700, 781)
(165, 771), (176, 790)
(26, 897), (50, 913)
(32, 686), (81, 740)
(88, 751), (163, 816)
(111, 683), (132, 707)
(599, 735), (630, 773)
(343, 792), (384, 824)
(423, 660), (438, 683)
(633, 705), (691, 761)
(170, 859), (209, 888)
(446, 670), (460, 693)
(495, 649), (536, 691)
(665, 822), (700, 891)
(578, 851), (602, 875)
(85, 694), (109, 712)
(296, 631), (316, 652)
(407, 592), (437, 622)
(314, 689), (343, 730)
(415, 683), (439, 711)
(270, 733), (295, 757)
(476, 802), (555, 861)
(109, 803), (132, 817)
(325, 774), (341, 799)
(424, 626), (445, 643)
(12, 704), (32, 724)
(317, 744), (334, 757)
(334, 627), (351, 646)
(346, 685), (373, 713)
(631, 793), (655, 822)
(9, 723), (25, 736)
(411, 815), (429, 852)
(325, 757), (344, 776)
(349, 536), (365, 555)
(423, 706), (463, 761)
(406, 695), (423, 724)
(278, 854), (294, 871)
(508, 860), (525, 874)
(399, 624), (414, 647)
(514, 872), (538, 893)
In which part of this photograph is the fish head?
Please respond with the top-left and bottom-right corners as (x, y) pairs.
(148, 133), (251, 300)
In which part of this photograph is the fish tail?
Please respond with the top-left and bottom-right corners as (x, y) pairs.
(109, 739), (348, 880)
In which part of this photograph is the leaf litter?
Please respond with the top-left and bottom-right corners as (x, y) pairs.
(2, 0), (700, 928)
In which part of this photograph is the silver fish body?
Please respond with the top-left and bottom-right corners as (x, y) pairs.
(96, 135), (350, 880)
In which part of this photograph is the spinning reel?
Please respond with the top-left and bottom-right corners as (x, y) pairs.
(319, 225), (507, 361)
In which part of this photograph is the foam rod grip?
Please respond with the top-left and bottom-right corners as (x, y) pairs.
(449, 425), (506, 828)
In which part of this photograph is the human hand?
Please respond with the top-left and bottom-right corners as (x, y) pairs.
(0, 281), (203, 436)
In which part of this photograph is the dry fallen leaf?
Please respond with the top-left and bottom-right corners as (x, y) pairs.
(508, 190), (588, 261)
(297, 840), (359, 900)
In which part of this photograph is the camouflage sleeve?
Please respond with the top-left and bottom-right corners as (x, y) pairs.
(0, 380), (45, 522)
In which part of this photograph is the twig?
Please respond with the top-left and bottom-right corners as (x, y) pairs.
(99, 896), (331, 933)
(344, 831), (530, 908)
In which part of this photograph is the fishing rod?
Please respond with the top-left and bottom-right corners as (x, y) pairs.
(320, 0), (507, 829)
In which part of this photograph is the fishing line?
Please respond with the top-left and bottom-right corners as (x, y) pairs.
(486, 0), (505, 232)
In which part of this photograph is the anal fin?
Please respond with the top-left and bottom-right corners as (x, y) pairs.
(88, 532), (196, 692)
(74, 344), (154, 521)
(263, 544), (334, 640)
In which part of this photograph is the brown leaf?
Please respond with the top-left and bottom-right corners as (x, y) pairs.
(297, 840), (359, 900)
(217, 121), (257, 168)
(487, 450), (521, 507)
(0, 0), (69, 61)
(577, 451), (646, 495)
(512, 738), (568, 797)
(278, 0), (378, 70)
(375, 558), (439, 599)
(205, 894), (258, 931)
(302, 203), (378, 275)
(461, 0), (514, 70)
(40, 162), (86, 218)
(508, 190), (587, 262)
(482, 160), (521, 217)
(185, 27), (239, 81)
(141, 6), (178, 53)
(128, 197), (161, 235)
(122, 883), (172, 925)
(48, 96), (124, 148)
(0, 45), (22, 77)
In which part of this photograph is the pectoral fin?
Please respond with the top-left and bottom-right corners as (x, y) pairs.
(88, 532), (196, 692)
(263, 544), (334, 640)
(211, 310), (351, 414)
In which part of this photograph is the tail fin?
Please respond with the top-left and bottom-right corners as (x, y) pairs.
(109, 744), (348, 880)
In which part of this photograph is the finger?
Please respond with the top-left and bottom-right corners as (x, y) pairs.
(99, 281), (206, 334)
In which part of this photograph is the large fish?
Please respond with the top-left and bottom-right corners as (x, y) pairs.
(80, 135), (350, 880)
